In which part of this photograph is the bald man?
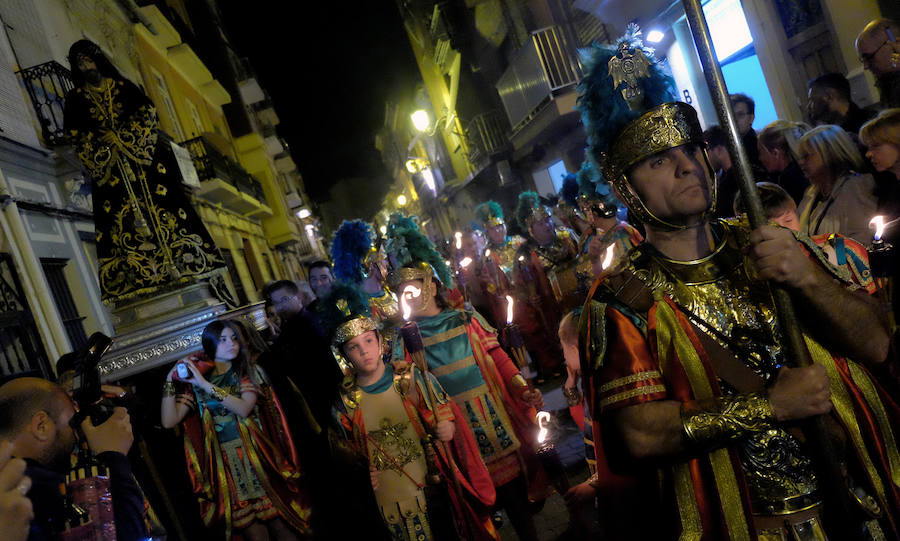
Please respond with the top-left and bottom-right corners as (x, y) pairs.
(0, 378), (145, 541)
(856, 18), (900, 108)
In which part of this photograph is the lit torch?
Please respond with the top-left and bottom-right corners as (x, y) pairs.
(535, 410), (569, 493)
(869, 215), (896, 331)
(601, 243), (615, 271)
(503, 295), (531, 383)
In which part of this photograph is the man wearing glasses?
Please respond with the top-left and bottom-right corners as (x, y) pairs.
(856, 18), (900, 108)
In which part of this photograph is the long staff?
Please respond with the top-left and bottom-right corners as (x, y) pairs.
(681, 2), (863, 535)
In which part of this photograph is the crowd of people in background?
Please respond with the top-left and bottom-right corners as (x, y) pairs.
(1, 16), (900, 541)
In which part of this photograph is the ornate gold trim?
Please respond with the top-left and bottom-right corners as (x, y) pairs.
(598, 370), (662, 394)
(333, 316), (377, 346)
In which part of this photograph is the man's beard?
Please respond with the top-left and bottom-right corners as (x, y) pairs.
(83, 69), (102, 86)
(41, 438), (75, 473)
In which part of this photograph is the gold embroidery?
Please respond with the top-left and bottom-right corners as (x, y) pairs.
(599, 384), (666, 408)
(368, 418), (422, 473)
(599, 370), (662, 393)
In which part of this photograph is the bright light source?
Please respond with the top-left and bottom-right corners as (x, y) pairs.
(647, 30), (665, 43)
(397, 194), (408, 207)
(421, 167), (436, 194)
(297, 208), (311, 219)
(405, 160), (418, 174)
(411, 110), (430, 132)
(379, 225), (387, 235)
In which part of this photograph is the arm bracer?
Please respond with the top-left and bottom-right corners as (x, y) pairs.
(680, 391), (776, 449)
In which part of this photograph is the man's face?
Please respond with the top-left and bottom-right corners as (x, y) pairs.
(270, 286), (303, 319)
(462, 231), (486, 259)
(733, 102), (754, 135)
(628, 144), (712, 228)
(530, 217), (556, 245)
(43, 398), (77, 472)
(309, 267), (334, 298)
(707, 145), (729, 172)
(806, 86), (837, 125)
(857, 32), (899, 77)
(343, 330), (382, 377)
(486, 224), (507, 245)
(76, 54), (101, 85)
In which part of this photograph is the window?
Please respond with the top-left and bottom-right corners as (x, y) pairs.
(703, 0), (777, 129)
(186, 99), (205, 138)
(40, 258), (88, 349)
(149, 67), (185, 141)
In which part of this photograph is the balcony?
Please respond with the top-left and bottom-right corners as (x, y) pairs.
(181, 136), (271, 217)
(17, 61), (75, 147)
(465, 111), (508, 167)
(495, 26), (582, 145)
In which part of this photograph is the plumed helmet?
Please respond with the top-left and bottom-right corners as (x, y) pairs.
(576, 24), (714, 230)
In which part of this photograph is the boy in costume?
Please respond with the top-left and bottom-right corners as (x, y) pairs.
(387, 253), (548, 541)
(577, 24), (900, 539)
(321, 283), (497, 541)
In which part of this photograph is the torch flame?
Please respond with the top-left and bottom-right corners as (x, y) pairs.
(460, 256), (473, 268)
(506, 295), (514, 325)
(400, 285), (421, 321)
(455, 231), (462, 250)
(871, 215), (886, 242)
(601, 243), (615, 270)
(536, 411), (551, 444)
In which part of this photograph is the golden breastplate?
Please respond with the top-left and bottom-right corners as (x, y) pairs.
(643, 224), (818, 510)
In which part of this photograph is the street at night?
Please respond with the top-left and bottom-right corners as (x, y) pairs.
(0, 0), (899, 540)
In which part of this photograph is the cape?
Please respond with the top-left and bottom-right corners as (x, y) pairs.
(178, 356), (312, 539)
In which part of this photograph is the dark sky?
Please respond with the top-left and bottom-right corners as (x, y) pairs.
(218, 2), (420, 207)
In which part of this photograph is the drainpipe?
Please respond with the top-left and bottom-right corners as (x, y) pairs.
(0, 170), (70, 363)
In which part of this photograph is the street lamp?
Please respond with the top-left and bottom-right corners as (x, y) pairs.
(411, 110), (430, 132)
(397, 194), (408, 207)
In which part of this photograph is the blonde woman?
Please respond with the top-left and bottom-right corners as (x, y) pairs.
(796, 124), (878, 243)
(757, 120), (811, 203)
(861, 108), (900, 180)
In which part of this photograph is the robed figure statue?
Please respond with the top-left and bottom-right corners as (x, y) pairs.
(63, 40), (225, 303)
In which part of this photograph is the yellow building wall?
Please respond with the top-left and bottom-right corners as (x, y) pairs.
(234, 133), (300, 246)
(134, 25), (233, 149)
(404, 27), (472, 184)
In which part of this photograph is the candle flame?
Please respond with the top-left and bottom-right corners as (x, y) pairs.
(871, 216), (885, 241)
(485, 249), (491, 257)
(455, 231), (462, 250)
(400, 285), (421, 321)
(460, 256), (472, 268)
(536, 411), (551, 444)
(601, 243), (615, 270)
(506, 295), (514, 325)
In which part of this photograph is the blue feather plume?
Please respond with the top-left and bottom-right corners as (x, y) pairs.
(330, 220), (374, 283)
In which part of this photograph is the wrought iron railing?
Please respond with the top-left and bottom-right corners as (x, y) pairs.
(17, 61), (75, 146)
(495, 26), (582, 133)
(465, 111), (508, 165)
(181, 136), (268, 206)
